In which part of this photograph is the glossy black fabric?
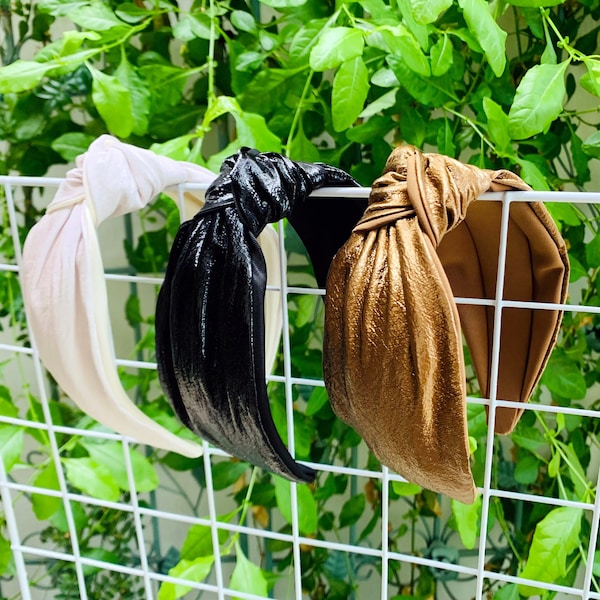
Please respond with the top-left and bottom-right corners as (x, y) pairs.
(156, 148), (358, 482)
(288, 196), (367, 287)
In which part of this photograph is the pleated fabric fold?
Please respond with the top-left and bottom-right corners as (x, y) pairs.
(324, 145), (568, 503)
(20, 136), (272, 457)
(155, 148), (358, 483)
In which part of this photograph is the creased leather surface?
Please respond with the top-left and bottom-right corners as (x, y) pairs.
(156, 148), (358, 483)
(324, 145), (568, 503)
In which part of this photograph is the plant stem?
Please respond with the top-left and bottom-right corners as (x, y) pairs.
(207, 0), (216, 103)
(443, 106), (497, 154)
(223, 467), (258, 555)
(284, 69), (313, 158)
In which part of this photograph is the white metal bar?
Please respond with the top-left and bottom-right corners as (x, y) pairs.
(278, 222), (304, 600)
(581, 466), (600, 599)
(4, 181), (90, 600)
(475, 191), (513, 600)
(202, 439), (226, 600)
(0, 451), (32, 600)
(122, 438), (155, 599)
(380, 466), (390, 600)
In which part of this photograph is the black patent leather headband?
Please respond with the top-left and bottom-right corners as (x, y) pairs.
(155, 148), (358, 482)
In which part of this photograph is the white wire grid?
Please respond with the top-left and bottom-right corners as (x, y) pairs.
(0, 175), (598, 600)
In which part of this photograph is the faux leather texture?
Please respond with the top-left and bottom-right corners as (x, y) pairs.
(155, 148), (358, 483)
(323, 145), (569, 503)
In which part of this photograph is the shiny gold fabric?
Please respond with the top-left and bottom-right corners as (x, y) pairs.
(323, 146), (569, 503)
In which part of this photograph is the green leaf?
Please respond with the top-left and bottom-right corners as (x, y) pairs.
(506, 0), (564, 5)
(396, 0), (430, 49)
(570, 131), (591, 185)
(173, 14), (212, 41)
(493, 584), (519, 600)
(514, 454), (540, 484)
(508, 61), (568, 139)
(451, 494), (481, 549)
(294, 294), (318, 327)
(0, 425), (24, 472)
(151, 135), (195, 161)
(581, 59), (600, 97)
(158, 556), (214, 600)
(391, 481), (422, 496)
(593, 551), (600, 577)
(273, 476), (318, 534)
(230, 10), (257, 34)
(483, 97), (513, 157)
(181, 522), (229, 561)
(458, 0), (507, 76)
(541, 42), (557, 65)
(410, 0), (453, 23)
(586, 232), (600, 266)
(519, 507), (582, 596)
(381, 27), (431, 76)
(115, 3), (156, 23)
(582, 130), (600, 158)
(436, 119), (456, 158)
(63, 457), (120, 501)
(67, 1), (129, 31)
(38, 0), (88, 16)
(114, 58), (151, 136)
(309, 27), (365, 71)
(541, 353), (587, 399)
(517, 158), (550, 190)
(548, 450), (560, 477)
(51, 132), (95, 161)
(511, 421), (545, 452)
(0, 392), (17, 419)
(387, 56), (455, 106)
(359, 89), (397, 118)
(0, 60), (54, 93)
(81, 547), (122, 576)
(305, 387), (329, 416)
(560, 441), (589, 500)
(31, 463), (61, 520)
(288, 125), (320, 163)
(258, 0), (306, 6)
(0, 534), (11, 576)
(140, 64), (188, 109)
(89, 66), (134, 138)
(232, 112), (282, 153)
(430, 35), (453, 76)
(125, 294), (144, 327)
(81, 441), (159, 493)
(360, 0), (396, 22)
(211, 461), (249, 491)
(339, 494), (366, 528)
(289, 20), (329, 65)
(229, 543), (269, 600)
(566, 255), (586, 283)
(332, 56), (370, 132)
(204, 95), (241, 125)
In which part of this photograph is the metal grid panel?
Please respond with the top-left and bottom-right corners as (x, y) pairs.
(0, 175), (598, 600)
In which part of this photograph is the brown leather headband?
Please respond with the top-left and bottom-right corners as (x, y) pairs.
(323, 146), (569, 502)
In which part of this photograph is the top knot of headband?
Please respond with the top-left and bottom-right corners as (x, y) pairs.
(21, 135), (226, 457)
(155, 147), (359, 483)
(324, 145), (569, 503)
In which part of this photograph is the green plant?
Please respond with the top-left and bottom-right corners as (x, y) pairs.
(0, 1), (599, 599)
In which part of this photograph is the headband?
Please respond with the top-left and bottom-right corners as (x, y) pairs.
(21, 136), (283, 457)
(155, 148), (359, 482)
(323, 145), (568, 502)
